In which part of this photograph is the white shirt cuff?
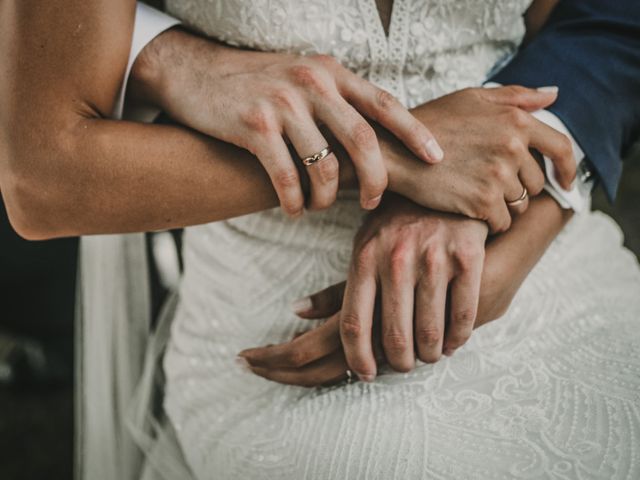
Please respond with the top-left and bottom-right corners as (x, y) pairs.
(113, 2), (180, 121)
(484, 82), (591, 212)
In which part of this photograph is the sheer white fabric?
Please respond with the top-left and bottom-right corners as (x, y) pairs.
(152, 1), (640, 479)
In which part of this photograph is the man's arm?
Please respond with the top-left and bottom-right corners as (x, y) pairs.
(492, 0), (640, 201)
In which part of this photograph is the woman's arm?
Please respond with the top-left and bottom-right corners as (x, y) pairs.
(237, 193), (573, 387)
(0, 0), (325, 240)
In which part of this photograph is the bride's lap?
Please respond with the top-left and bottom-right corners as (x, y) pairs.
(163, 211), (640, 480)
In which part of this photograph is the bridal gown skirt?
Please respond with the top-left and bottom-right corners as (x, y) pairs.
(162, 196), (640, 480)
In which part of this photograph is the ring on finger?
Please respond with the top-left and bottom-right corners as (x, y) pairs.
(506, 186), (528, 206)
(301, 146), (332, 166)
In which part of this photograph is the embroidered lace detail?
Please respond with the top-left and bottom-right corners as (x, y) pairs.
(161, 1), (640, 479)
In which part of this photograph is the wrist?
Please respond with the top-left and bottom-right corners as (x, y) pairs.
(128, 27), (226, 111)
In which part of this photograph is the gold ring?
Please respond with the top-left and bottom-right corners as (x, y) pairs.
(302, 146), (332, 166)
(506, 187), (528, 206)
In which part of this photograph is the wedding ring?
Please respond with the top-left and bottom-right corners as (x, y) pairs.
(506, 187), (528, 206)
(345, 369), (353, 384)
(301, 146), (332, 166)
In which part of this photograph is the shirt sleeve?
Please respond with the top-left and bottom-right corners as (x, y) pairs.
(112, 2), (180, 121)
(484, 83), (592, 213)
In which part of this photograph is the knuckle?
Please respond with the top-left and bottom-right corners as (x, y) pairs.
(270, 88), (299, 112)
(349, 122), (377, 150)
(288, 64), (330, 95)
(375, 89), (398, 112)
(453, 308), (476, 327)
(455, 247), (481, 272)
(502, 134), (525, 157)
(389, 242), (411, 279)
(383, 331), (410, 354)
(273, 168), (300, 190)
(491, 161), (513, 184)
(423, 247), (446, 275)
(416, 326), (442, 348)
(340, 312), (363, 342)
(242, 107), (274, 134)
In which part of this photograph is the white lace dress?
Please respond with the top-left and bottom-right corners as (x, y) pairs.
(161, 1), (640, 478)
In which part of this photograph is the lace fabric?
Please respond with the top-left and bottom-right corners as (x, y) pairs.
(133, 1), (640, 478)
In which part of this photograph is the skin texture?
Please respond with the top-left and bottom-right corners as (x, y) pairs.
(132, 26), (575, 232)
(240, 193), (573, 387)
(0, 0), (576, 389)
(130, 28), (442, 216)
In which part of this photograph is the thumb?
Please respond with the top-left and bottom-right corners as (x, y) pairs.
(482, 84), (559, 112)
(291, 281), (346, 319)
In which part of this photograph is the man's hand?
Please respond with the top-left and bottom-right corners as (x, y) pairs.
(238, 194), (572, 388)
(382, 86), (576, 232)
(130, 28), (441, 216)
(239, 194), (489, 384)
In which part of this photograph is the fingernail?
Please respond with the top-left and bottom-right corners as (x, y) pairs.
(536, 86), (559, 94)
(443, 348), (456, 357)
(424, 138), (444, 162)
(291, 296), (313, 315)
(358, 374), (376, 383)
(363, 195), (382, 210)
(235, 355), (251, 371)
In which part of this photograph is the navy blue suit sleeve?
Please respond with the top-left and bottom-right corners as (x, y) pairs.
(489, 0), (640, 201)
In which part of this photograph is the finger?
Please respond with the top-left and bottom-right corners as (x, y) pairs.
(504, 181), (529, 217)
(340, 254), (378, 382)
(239, 314), (341, 369)
(340, 75), (443, 164)
(314, 96), (387, 210)
(248, 349), (350, 387)
(481, 84), (558, 112)
(518, 150), (546, 198)
(414, 255), (448, 363)
(380, 247), (416, 372)
(292, 281), (346, 319)
(442, 249), (484, 356)
(486, 196), (512, 234)
(284, 115), (340, 211)
(255, 134), (306, 217)
(527, 118), (576, 190)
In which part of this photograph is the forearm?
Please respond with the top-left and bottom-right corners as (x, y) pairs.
(476, 192), (573, 325)
(0, 1), (354, 239)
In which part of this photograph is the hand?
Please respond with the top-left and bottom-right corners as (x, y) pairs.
(238, 194), (571, 387)
(130, 28), (442, 216)
(239, 194), (490, 384)
(384, 86), (576, 232)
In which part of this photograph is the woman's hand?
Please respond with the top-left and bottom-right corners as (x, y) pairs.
(130, 28), (441, 216)
(382, 86), (576, 232)
(239, 194), (489, 384)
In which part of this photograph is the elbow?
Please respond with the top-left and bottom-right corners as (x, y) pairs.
(2, 173), (67, 241)
(1, 119), (85, 240)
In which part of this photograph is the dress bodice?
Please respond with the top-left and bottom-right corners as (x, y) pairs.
(160, 3), (640, 479)
(166, 0), (530, 106)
